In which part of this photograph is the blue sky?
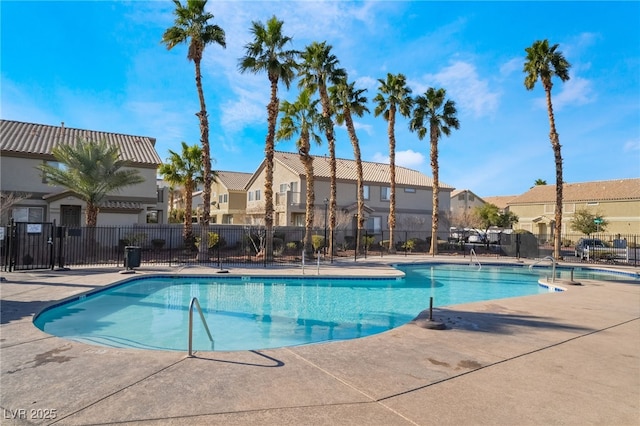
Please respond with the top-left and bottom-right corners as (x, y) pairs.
(2, 1), (639, 197)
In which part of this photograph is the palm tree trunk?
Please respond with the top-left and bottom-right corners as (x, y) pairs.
(184, 182), (194, 250)
(86, 203), (99, 227)
(388, 105), (397, 253)
(194, 58), (211, 226)
(264, 76), (279, 261)
(194, 57), (211, 262)
(429, 125), (439, 255)
(344, 107), (364, 255)
(545, 85), (563, 260)
(299, 134), (315, 256)
(319, 84), (336, 258)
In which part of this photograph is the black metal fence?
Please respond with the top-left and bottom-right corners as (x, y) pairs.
(2, 221), (638, 271)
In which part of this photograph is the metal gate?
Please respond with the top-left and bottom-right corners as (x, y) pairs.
(2, 221), (55, 271)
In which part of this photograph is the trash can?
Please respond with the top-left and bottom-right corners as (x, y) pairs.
(124, 246), (141, 269)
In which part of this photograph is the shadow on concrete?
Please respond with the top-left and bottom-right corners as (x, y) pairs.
(414, 307), (594, 334)
(193, 349), (285, 368)
(1, 299), (54, 324)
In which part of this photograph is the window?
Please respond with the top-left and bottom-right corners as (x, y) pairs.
(366, 216), (382, 233)
(12, 207), (44, 222)
(41, 161), (61, 183)
(404, 188), (416, 193)
(222, 194), (228, 203)
(290, 181), (298, 193)
(255, 189), (261, 201)
(458, 194), (465, 201)
(468, 194), (475, 201)
(293, 213), (305, 227)
(381, 187), (390, 201)
(363, 185), (370, 200)
(248, 192), (254, 201)
(279, 183), (288, 193)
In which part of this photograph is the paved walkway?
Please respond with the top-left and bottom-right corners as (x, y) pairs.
(1, 257), (638, 425)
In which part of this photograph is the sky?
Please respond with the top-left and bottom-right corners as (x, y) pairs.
(1, 1), (639, 197)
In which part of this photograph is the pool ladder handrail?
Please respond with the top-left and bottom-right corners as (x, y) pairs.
(469, 248), (482, 270)
(188, 297), (213, 357)
(529, 256), (556, 283)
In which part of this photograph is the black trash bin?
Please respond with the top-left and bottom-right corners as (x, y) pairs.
(124, 246), (141, 269)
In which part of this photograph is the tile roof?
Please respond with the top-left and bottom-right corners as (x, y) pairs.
(483, 195), (517, 209)
(0, 119), (161, 166)
(508, 178), (640, 204)
(450, 189), (484, 201)
(215, 170), (252, 191)
(272, 151), (451, 189)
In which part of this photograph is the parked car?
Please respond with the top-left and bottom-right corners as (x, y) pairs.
(574, 238), (607, 259)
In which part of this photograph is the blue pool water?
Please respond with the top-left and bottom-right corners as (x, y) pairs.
(33, 264), (636, 351)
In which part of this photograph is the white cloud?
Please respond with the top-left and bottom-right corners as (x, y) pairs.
(371, 149), (426, 169)
(499, 57), (521, 78)
(623, 139), (640, 152)
(417, 61), (500, 118)
(533, 76), (595, 110)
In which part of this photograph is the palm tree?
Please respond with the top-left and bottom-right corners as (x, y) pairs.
(329, 78), (369, 255)
(410, 87), (459, 255)
(238, 15), (297, 259)
(162, 0), (225, 226)
(38, 138), (144, 227)
(373, 73), (413, 252)
(158, 142), (204, 249)
(524, 39), (571, 260)
(298, 41), (346, 258)
(533, 178), (547, 186)
(276, 90), (325, 255)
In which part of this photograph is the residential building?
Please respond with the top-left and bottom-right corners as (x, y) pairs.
(482, 195), (516, 213)
(210, 171), (252, 224)
(449, 189), (485, 226)
(244, 151), (453, 233)
(0, 120), (165, 226)
(507, 178), (640, 238)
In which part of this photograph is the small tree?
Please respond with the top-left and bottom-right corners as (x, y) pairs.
(38, 138), (144, 226)
(0, 191), (31, 224)
(571, 208), (608, 235)
(497, 211), (519, 228)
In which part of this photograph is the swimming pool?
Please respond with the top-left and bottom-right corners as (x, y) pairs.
(33, 264), (636, 352)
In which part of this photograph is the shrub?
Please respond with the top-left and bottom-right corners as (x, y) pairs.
(362, 235), (375, 250)
(402, 239), (416, 252)
(195, 232), (226, 250)
(312, 235), (325, 251)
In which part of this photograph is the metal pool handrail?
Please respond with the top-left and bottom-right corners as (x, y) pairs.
(469, 248), (482, 270)
(188, 297), (213, 357)
(529, 256), (557, 283)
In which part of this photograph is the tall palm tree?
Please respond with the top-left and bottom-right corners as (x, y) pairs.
(409, 87), (459, 255)
(373, 73), (413, 252)
(162, 0), (225, 226)
(276, 90), (325, 255)
(158, 142), (204, 249)
(238, 15), (297, 259)
(329, 78), (369, 255)
(524, 39), (571, 260)
(298, 41), (346, 258)
(38, 138), (144, 227)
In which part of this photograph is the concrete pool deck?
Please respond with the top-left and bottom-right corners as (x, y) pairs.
(1, 256), (638, 425)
